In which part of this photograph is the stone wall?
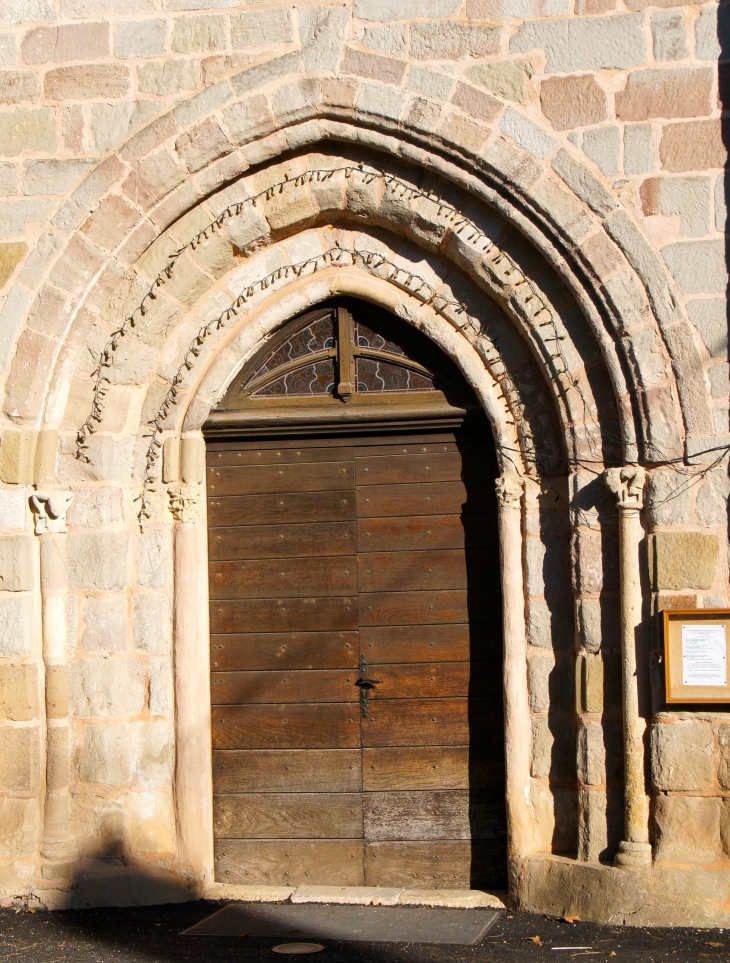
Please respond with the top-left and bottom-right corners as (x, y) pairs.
(0, 0), (728, 925)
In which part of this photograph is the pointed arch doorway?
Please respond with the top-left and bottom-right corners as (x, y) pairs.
(204, 299), (507, 891)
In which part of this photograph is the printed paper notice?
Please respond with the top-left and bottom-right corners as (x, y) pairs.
(682, 625), (727, 687)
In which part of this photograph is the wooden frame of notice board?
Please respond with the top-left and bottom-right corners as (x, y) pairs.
(664, 609), (730, 704)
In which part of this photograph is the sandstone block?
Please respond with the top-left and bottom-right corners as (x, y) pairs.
(465, 60), (532, 104)
(624, 124), (654, 176)
(22, 23), (109, 64)
(655, 795), (722, 861)
(695, 469), (730, 528)
(354, 0), (460, 16)
(67, 532), (128, 592)
(133, 593), (172, 655)
(0, 242), (26, 289)
(230, 51), (302, 97)
(300, 8), (348, 73)
(662, 239), (727, 294)
(577, 719), (623, 786)
(0, 70), (39, 105)
(652, 11), (689, 62)
(71, 791), (125, 859)
(0, 663), (38, 721)
(148, 656), (173, 714)
(687, 299), (727, 358)
(709, 362), (729, 400)
(137, 58), (197, 96)
(0, 108), (56, 156)
(510, 15), (645, 73)
(615, 68), (712, 122)
(0, 35), (15, 67)
(342, 47), (406, 86)
(82, 595), (128, 654)
(451, 82), (501, 123)
(527, 596), (575, 651)
(500, 108), (555, 159)
(361, 24), (406, 57)
(44, 64), (130, 101)
(582, 126), (619, 178)
(528, 653), (554, 713)
(531, 717), (575, 782)
(78, 721), (132, 784)
(647, 469), (691, 526)
(0, 725), (39, 791)
(2, 0), (53, 23)
(411, 22), (500, 61)
(715, 173), (726, 233)
(651, 531), (719, 590)
(231, 9), (293, 48)
(552, 149), (615, 217)
(577, 598), (620, 654)
(356, 83), (404, 122)
(695, 4), (724, 61)
(176, 118), (232, 174)
(129, 790), (176, 853)
(719, 724), (730, 790)
(660, 120), (726, 172)
(581, 652), (620, 714)
(0, 489), (27, 532)
(271, 78), (321, 120)
(540, 75), (606, 131)
(652, 721), (714, 791)
(22, 158), (93, 196)
(70, 658), (146, 719)
(0, 594), (33, 658)
(0, 797), (39, 856)
(406, 65), (454, 102)
(640, 175), (710, 237)
(172, 15), (225, 53)
(0, 536), (33, 592)
(113, 20), (168, 59)
(137, 528), (172, 591)
(1, 197), (54, 239)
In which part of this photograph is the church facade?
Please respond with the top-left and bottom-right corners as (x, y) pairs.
(0, 0), (729, 925)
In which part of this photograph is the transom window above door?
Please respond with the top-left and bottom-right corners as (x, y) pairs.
(211, 299), (477, 430)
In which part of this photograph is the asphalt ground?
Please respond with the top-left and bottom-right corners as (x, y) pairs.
(0, 901), (728, 962)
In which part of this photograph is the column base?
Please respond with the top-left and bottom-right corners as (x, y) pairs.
(614, 840), (652, 867)
(40, 835), (78, 879)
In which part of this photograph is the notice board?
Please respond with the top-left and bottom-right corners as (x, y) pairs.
(664, 609), (730, 704)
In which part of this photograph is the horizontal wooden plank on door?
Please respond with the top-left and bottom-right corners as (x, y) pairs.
(210, 522), (357, 560)
(360, 624), (501, 664)
(210, 557), (357, 600)
(358, 550), (494, 593)
(364, 840), (506, 888)
(211, 632), (359, 671)
(355, 451), (492, 487)
(211, 597), (358, 634)
(362, 747), (504, 791)
(357, 514), (496, 553)
(213, 703), (361, 750)
(366, 661), (471, 700)
(362, 698), (500, 747)
(215, 839), (365, 886)
(214, 792), (363, 839)
(355, 440), (460, 457)
(213, 749), (362, 793)
(357, 482), (479, 518)
(211, 669), (359, 705)
(208, 462), (354, 496)
(363, 790), (507, 841)
(360, 590), (494, 626)
(208, 446), (354, 467)
(208, 491), (356, 527)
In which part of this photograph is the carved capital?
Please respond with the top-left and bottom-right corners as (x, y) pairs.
(30, 491), (74, 535)
(495, 473), (523, 508)
(168, 485), (204, 523)
(604, 465), (646, 510)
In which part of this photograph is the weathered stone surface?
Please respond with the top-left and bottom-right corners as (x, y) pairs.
(500, 108), (555, 158)
(0, 107), (56, 155)
(361, 23), (406, 57)
(128, 789), (175, 853)
(78, 721), (132, 784)
(662, 239), (727, 294)
(511, 15), (645, 73)
(578, 719), (623, 786)
(406, 65), (454, 101)
(22, 158), (93, 196)
(300, 8), (348, 73)
(69, 658), (146, 719)
(465, 60), (532, 104)
(0, 797), (39, 855)
(660, 120), (726, 172)
(232, 9), (293, 48)
(148, 656), (173, 714)
(0, 241), (27, 289)
(651, 531), (719, 590)
(528, 653), (554, 713)
(22, 23), (109, 64)
(577, 598), (620, 654)
(133, 593), (172, 655)
(0, 535), (33, 592)
(652, 11), (689, 61)
(82, 595), (128, 654)
(137, 58), (197, 96)
(655, 795), (722, 861)
(647, 469), (691, 525)
(113, 20), (168, 59)
(137, 527), (172, 590)
(531, 717), (575, 781)
(624, 123), (654, 175)
(451, 82), (501, 123)
(695, 3), (725, 61)
(527, 597), (575, 651)
(541, 75), (606, 131)
(696, 469), (730, 528)
(44, 64), (130, 100)
(616, 67), (712, 122)
(67, 532), (128, 592)
(71, 791), (125, 859)
(0, 594), (33, 658)
(552, 149), (616, 217)
(0, 725), (39, 791)
(718, 725), (730, 790)
(640, 176), (710, 237)
(354, 0), (460, 18)
(230, 51), (302, 96)
(0, 70), (39, 105)
(172, 15), (226, 53)
(652, 721), (714, 791)
(582, 126), (619, 178)
(342, 47), (406, 86)
(0, 663), (38, 721)
(176, 118), (232, 173)
(356, 82), (404, 122)
(411, 22), (500, 61)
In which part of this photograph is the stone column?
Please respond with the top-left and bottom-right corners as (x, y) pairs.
(168, 483), (214, 888)
(30, 490), (77, 883)
(604, 465), (652, 867)
(495, 473), (533, 888)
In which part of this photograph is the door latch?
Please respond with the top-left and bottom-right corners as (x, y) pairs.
(355, 655), (382, 719)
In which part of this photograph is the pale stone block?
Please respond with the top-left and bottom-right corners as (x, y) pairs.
(0, 663), (38, 721)
(137, 527), (172, 591)
(70, 658), (146, 719)
(71, 791), (125, 859)
(551, 149), (615, 217)
(0, 797), (39, 856)
(528, 653), (554, 713)
(651, 532), (719, 591)
(640, 176), (711, 238)
(0, 198), (54, 239)
(695, 4), (723, 61)
(652, 721), (714, 791)
(148, 657), (173, 714)
(662, 239), (727, 295)
(0, 34), (15, 66)
(411, 21), (500, 60)
(132, 593), (172, 655)
(356, 82), (404, 122)
(300, 7), (348, 73)
(354, 0), (460, 16)
(582, 127), (619, 178)
(0, 70), (39, 105)
(231, 9), (293, 48)
(0, 594), (34, 658)
(451, 82), (501, 123)
(465, 60), (532, 104)
(132, 718), (174, 787)
(78, 722), (132, 784)
(292, 886), (403, 905)
(0, 536), (33, 592)
(655, 795), (722, 861)
(696, 470), (730, 528)
(510, 14), (645, 73)
(652, 11), (689, 62)
(623, 124), (654, 176)
(67, 488), (123, 529)
(137, 58), (197, 96)
(67, 532), (128, 592)
(172, 15), (225, 53)
(113, 20), (168, 59)
(406, 65), (454, 101)
(176, 118), (232, 174)
(361, 24), (406, 57)
(0, 725), (39, 791)
(82, 595), (128, 655)
(22, 158), (93, 196)
(0, 488), (28, 532)
(129, 790), (175, 853)
(527, 596), (574, 651)
(500, 108), (555, 159)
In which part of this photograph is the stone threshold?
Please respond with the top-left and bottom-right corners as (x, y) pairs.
(204, 883), (508, 909)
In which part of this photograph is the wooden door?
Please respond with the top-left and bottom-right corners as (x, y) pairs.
(208, 427), (506, 889)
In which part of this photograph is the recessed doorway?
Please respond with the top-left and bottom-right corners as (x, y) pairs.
(204, 300), (506, 890)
